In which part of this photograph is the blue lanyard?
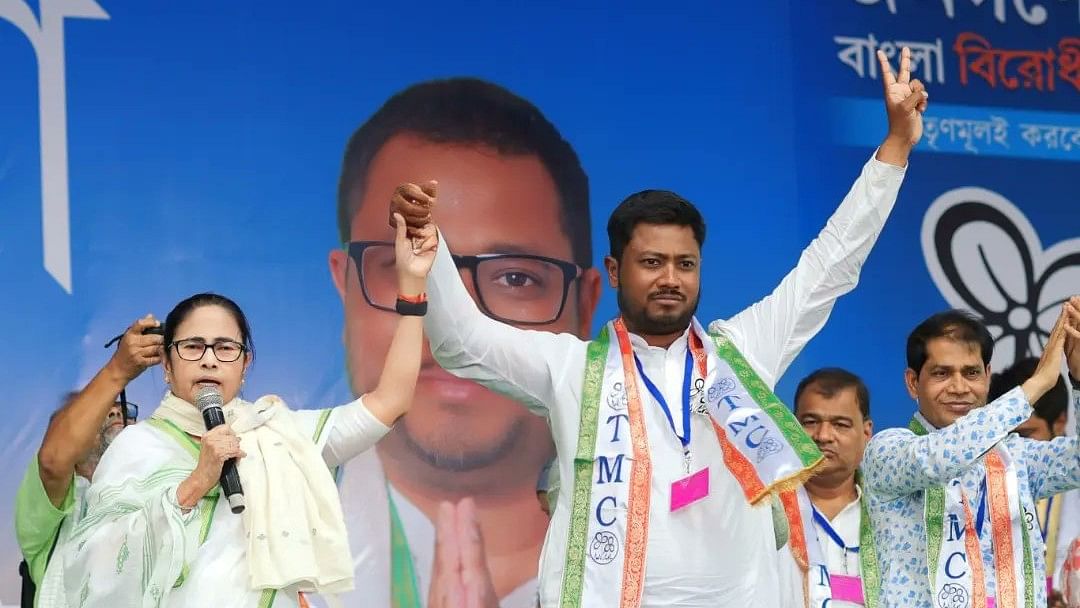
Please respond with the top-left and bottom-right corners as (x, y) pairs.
(812, 508), (860, 554)
(633, 348), (693, 454)
(975, 477), (988, 538)
(1041, 495), (1054, 542)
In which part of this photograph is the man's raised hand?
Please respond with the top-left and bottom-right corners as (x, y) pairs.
(390, 180), (438, 242)
(877, 46), (929, 148)
(1062, 296), (1080, 382)
(110, 315), (164, 381)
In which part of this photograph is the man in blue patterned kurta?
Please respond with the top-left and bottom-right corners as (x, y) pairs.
(862, 303), (1080, 608)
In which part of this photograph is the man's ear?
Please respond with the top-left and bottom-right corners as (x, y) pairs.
(904, 368), (920, 401)
(329, 248), (348, 301)
(604, 256), (619, 289)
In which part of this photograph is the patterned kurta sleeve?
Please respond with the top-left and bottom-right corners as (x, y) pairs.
(863, 386), (1031, 501)
(1024, 385), (1080, 500)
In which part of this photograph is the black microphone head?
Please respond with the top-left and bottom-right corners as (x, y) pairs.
(195, 386), (224, 412)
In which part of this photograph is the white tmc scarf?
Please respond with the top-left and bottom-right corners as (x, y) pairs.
(152, 392), (354, 595)
(909, 411), (1033, 608)
(560, 318), (824, 607)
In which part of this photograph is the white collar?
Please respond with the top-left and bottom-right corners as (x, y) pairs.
(810, 481), (863, 521)
(839, 484), (863, 517)
(913, 409), (938, 431)
(626, 325), (691, 352)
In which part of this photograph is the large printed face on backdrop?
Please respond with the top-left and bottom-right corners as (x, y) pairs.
(607, 224), (701, 337)
(163, 305), (251, 407)
(329, 133), (600, 473)
(905, 338), (991, 429)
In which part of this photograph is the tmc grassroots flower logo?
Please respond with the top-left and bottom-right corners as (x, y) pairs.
(756, 437), (784, 463)
(589, 531), (619, 565)
(922, 187), (1080, 370)
(937, 582), (969, 608)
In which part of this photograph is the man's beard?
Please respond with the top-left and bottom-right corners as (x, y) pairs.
(617, 287), (699, 336)
(76, 424), (122, 479)
(101, 423), (123, 449)
(93, 423), (123, 459)
(398, 414), (527, 473)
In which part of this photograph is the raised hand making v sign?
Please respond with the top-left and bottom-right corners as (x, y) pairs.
(876, 46), (931, 167)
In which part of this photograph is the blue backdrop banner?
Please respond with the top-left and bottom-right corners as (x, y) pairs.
(1, 0), (1076, 604)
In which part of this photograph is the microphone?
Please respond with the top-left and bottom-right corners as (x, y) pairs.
(195, 386), (245, 514)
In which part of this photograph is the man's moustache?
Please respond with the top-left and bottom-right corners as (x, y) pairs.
(649, 291), (685, 300)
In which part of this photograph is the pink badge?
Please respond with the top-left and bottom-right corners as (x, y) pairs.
(987, 598), (995, 608)
(670, 467), (709, 512)
(829, 574), (864, 604)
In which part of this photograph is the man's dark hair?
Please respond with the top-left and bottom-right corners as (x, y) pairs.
(336, 77), (592, 267)
(793, 367), (871, 420)
(989, 356), (1068, 427)
(906, 310), (994, 374)
(606, 190), (706, 263)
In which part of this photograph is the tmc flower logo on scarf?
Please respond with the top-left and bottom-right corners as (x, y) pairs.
(756, 437), (784, 463)
(938, 583), (969, 608)
(589, 531), (619, 565)
(922, 187), (1080, 370)
(607, 382), (627, 411)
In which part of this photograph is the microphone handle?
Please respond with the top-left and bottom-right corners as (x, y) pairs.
(201, 405), (246, 514)
(202, 405), (226, 430)
(219, 458), (245, 514)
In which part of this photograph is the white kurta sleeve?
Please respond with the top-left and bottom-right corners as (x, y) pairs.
(423, 230), (588, 416)
(320, 396), (392, 468)
(714, 153), (906, 389)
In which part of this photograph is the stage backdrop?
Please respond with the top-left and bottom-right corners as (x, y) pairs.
(1, 0), (1077, 603)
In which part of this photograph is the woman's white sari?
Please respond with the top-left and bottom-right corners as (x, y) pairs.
(38, 395), (353, 608)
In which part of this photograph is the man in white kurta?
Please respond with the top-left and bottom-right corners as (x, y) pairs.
(811, 489), (866, 606)
(794, 368), (877, 607)
(401, 47), (925, 608)
(413, 148), (903, 606)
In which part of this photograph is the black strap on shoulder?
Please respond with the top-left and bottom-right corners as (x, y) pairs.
(19, 523), (63, 608)
(19, 559), (35, 608)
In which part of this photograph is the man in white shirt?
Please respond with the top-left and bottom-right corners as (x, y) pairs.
(794, 368), (875, 608)
(391, 49), (928, 607)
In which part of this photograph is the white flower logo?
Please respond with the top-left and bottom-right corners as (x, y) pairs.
(922, 187), (1080, 370)
(937, 582), (969, 608)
